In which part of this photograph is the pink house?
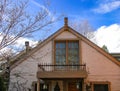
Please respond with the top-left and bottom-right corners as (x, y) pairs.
(10, 17), (120, 91)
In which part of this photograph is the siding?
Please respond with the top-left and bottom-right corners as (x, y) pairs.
(81, 41), (120, 91)
(55, 31), (78, 39)
(9, 41), (53, 91)
(9, 30), (120, 91)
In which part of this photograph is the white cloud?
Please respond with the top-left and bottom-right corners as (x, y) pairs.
(0, 36), (38, 54)
(93, 1), (120, 13)
(94, 24), (120, 53)
(15, 37), (38, 48)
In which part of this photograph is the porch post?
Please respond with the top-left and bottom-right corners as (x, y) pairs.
(83, 79), (87, 91)
(37, 79), (40, 91)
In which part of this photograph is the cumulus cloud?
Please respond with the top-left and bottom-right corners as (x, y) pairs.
(93, 1), (120, 13)
(0, 36), (38, 54)
(94, 24), (120, 53)
(15, 37), (38, 48)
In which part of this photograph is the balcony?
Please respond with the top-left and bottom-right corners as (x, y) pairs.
(37, 63), (88, 79)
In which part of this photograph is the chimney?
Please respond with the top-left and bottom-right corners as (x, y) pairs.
(64, 17), (68, 26)
(64, 17), (69, 31)
(25, 41), (30, 53)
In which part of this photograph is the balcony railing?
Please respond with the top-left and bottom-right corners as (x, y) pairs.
(38, 63), (86, 72)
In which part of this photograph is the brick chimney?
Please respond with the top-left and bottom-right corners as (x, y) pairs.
(25, 41), (30, 53)
(64, 17), (69, 31)
(64, 17), (68, 26)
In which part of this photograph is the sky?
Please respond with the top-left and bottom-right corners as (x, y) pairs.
(27, 0), (120, 53)
(46, 0), (120, 28)
(1, 0), (120, 53)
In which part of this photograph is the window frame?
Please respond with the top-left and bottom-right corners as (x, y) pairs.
(91, 81), (111, 91)
(54, 40), (80, 65)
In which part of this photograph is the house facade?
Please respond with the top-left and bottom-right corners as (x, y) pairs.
(9, 18), (120, 91)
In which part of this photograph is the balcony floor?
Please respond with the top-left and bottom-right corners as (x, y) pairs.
(37, 64), (87, 79)
(37, 70), (87, 79)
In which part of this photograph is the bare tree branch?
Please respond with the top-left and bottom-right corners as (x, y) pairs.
(0, 0), (57, 50)
(70, 20), (95, 39)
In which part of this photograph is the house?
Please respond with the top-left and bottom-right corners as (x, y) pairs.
(9, 17), (120, 91)
(111, 53), (120, 61)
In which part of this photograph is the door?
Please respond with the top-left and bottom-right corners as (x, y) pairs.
(68, 82), (80, 91)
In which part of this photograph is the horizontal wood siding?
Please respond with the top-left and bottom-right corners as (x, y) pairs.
(81, 41), (120, 91)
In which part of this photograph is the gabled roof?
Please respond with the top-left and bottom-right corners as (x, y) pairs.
(10, 17), (120, 69)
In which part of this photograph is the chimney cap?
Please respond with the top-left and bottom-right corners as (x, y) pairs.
(25, 41), (29, 46)
(64, 17), (68, 26)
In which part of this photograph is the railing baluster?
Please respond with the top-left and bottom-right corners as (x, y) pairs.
(38, 63), (86, 72)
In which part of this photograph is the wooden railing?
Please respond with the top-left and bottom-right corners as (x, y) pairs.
(38, 63), (86, 72)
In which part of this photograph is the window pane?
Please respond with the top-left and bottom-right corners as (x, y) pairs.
(55, 41), (79, 70)
(68, 41), (79, 70)
(94, 84), (108, 91)
(56, 56), (66, 64)
(55, 42), (66, 67)
(68, 49), (79, 55)
(68, 42), (78, 48)
(68, 41), (79, 65)
(56, 42), (65, 48)
(56, 56), (66, 69)
(56, 49), (66, 55)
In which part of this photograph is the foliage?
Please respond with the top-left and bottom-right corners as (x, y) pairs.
(102, 45), (109, 52)
(0, 76), (6, 91)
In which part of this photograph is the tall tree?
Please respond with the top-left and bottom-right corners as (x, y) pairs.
(0, 0), (60, 90)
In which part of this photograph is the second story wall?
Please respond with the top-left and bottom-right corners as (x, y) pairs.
(81, 40), (120, 91)
(9, 40), (53, 90)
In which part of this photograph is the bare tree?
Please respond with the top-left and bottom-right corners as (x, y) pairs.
(0, 0), (60, 90)
(70, 20), (95, 39)
(0, 0), (56, 51)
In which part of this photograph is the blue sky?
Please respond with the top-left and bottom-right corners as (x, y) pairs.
(23, 0), (120, 53)
(31, 0), (120, 29)
(1, 0), (120, 56)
